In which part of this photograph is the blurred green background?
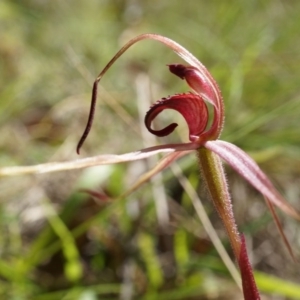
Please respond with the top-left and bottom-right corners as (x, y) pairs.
(0, 0), (300, 299)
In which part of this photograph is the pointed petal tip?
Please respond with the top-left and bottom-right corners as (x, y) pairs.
(239, 235), (261, 300)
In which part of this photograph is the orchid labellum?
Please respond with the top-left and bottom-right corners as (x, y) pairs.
(1, 34), (299, 299)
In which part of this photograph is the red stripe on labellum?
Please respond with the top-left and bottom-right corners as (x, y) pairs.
(145, 93), (208, 142)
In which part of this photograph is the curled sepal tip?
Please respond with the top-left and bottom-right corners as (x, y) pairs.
(145, 93), (208, 142)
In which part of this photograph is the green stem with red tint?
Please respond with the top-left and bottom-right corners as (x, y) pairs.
(197, 147), (241, 259)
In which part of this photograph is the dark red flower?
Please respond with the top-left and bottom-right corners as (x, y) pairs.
(3, 34), (299, 300)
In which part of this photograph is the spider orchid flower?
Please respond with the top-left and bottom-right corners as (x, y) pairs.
(74, 34), (300, 299)
(1, 34), (299, 299)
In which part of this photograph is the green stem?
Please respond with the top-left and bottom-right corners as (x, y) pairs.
(197, 147), (241, 259)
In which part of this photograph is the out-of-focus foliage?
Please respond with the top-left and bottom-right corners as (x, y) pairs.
(0, 0), (300, 299)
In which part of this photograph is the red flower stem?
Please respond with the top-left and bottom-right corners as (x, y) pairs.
(239, 235), (261, 300)
(197, 147), (241, 259)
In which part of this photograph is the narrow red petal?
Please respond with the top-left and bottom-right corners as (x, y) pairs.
(239, 235), (261, 300)
(205, 140), (300, 220)
(145, 93), (208, 142)
(122, 150), (193, 198)
(264, 196), (296, 261)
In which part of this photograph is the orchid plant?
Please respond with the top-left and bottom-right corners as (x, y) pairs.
(1, 33), (299, 299)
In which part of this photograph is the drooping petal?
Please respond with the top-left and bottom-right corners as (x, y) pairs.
(168, 64), (224, 140)
(121, 150), (192, 198)
(145, 93), (208, 142)
(205, 140), (300, 221)
(239, 235), (261, 300)
(264, 196), (296, 261)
